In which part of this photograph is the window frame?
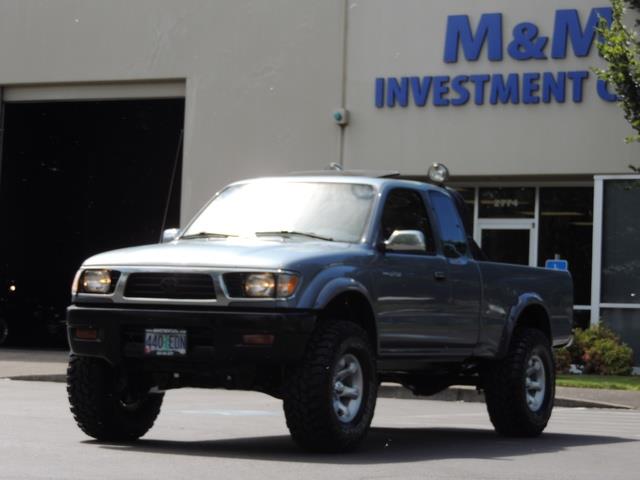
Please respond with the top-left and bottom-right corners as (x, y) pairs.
(378, 187), (437, 256)
(425, 190), (472, 260)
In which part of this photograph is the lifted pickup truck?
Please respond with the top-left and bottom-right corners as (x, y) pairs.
(67, 171), (573, 452)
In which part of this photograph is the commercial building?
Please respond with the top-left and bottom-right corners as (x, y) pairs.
(0, 0), (638, 362)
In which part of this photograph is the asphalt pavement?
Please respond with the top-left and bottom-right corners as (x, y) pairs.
(2, 380), (640, 480)
(2, 347), (639, 409)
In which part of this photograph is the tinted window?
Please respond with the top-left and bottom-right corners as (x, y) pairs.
(601, 180), (640, 304)
(381, 189), (435, 253)
(538, 187), (593, 305)
(452, 186), (475, 234)
(428, 191), (469, 258)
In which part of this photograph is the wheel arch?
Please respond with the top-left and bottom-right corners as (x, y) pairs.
(497, 295), (552, 358)
(315, 286), (378, 354)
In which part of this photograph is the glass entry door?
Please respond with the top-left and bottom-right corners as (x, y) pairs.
(478, 221), (536, 266)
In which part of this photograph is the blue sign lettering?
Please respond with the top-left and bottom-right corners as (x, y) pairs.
(386, 77), (409, 107)
(451, 76), (470, 106)
(522, 73), (541, 104)
(567, 71), (589, 102)
(374, 71), (592, 108)
(444, 13), (503, 63)
(551, 8), (613, 59)
(411, 76), (432, 107)
(597, 79), (618, 102)
(468, 74), (490, 105)
(508, 23), (548, 60)
(375, 7), (617, 109)
(490, 74), (520, 104)
(433, 76), (450, 106)
(375, 78), (385, 108)
(542, 72), (566, 103)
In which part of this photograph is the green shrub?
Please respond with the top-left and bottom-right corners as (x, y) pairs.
(567, 325), (634, 376)
(583, 338), (634, 376)
(569, 325), (616, 363)
(555, 348), (572, 374)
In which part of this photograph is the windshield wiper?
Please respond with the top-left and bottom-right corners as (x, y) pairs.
(254, 230), (334, 242)
(180, 232), (236, 239)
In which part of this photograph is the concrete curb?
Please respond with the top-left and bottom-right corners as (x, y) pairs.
(5, 376), (635, 410)
(8, 374), (66, 383)
(378, 384), (634, 410)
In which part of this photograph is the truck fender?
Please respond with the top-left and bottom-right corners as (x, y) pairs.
(496, 293), (552, 358)
(312, 277), (374, 311)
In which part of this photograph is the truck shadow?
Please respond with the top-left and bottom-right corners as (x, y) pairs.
(96, 427), (637, 464)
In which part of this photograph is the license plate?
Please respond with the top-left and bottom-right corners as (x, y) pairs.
(144, 328), (187, 356)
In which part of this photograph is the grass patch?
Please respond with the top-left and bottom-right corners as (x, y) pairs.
(556, 374), (640, 391)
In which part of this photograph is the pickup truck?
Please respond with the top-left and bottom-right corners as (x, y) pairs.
(66, 171), (573, 452)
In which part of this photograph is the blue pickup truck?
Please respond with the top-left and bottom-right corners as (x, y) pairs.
(66, 169), (573, 452)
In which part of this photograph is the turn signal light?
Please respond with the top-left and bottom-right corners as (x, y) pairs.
(276, 274), (299, 298)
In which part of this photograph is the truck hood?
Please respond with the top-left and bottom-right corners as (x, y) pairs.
(83, 238), (366, 270)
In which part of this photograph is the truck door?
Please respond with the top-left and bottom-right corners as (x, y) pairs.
(373, 188), (450, 354)
(426, 190), (482, 347)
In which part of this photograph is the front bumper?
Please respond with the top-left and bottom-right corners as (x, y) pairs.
(67, 304), (317, 368)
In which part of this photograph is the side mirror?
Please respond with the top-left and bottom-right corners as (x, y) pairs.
(162, 228), (180, 243)
(384, 230), (426, 252)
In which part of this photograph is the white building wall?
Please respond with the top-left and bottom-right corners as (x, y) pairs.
(0, 0), (346, 221)
(343, 0), (639, 176)
(0, 0), (638, 219)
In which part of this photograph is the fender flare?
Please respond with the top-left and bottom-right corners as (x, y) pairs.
(310, 277), (378, 345)
(496, 293), (552, 358)
(312, 277), (373, 310)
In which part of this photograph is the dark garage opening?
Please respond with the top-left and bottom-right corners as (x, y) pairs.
(0, 98), (184, 345)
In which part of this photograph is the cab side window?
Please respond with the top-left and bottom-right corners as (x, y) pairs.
(428, 191), (469, 258)
(381, 189), (436, 254)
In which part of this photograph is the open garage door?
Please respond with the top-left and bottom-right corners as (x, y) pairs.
(0, 98), (184, 344)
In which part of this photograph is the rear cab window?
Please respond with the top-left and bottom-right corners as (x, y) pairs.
(427, 190), (470, 258)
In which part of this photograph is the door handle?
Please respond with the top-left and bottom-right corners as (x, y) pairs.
(433, 271), (447, 281)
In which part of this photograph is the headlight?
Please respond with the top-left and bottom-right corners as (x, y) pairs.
(244, 273), (276, 297)
(225, 272), (300, 298)
(77, 269), (119, 294)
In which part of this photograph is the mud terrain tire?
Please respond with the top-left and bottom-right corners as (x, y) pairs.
(283, 321), (377, 452)
(67, 355), (163, 441)
(484, 327), (555, 437)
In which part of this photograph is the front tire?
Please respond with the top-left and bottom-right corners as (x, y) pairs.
(283, 321), (378, 452)
(483, 327), (555, 437)
(67, 355), (163, 441)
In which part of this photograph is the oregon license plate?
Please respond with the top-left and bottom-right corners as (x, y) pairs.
(144, 328), (187, 356)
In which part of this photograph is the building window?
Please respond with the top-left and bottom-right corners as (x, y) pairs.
(601, 309), (640, 365)
(601, 180), (640, 305)
(572, 310), (591, 330)
(538, 187), (593, 306)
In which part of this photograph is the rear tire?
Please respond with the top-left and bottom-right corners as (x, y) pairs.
(283, 320), (377, 452)
(67, 355), (163, 441)
(483, 327), (555, 437)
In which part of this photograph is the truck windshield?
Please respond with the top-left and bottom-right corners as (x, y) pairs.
(183, 181), (376, 243)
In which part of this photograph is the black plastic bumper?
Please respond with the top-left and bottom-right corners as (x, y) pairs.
(67, 304), (317, 368)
